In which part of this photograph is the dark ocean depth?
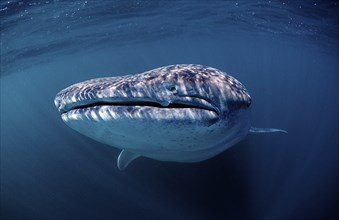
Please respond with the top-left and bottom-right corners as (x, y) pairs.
(1, 1), (338, 220)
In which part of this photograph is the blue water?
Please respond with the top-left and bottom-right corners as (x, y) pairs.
(1, 1), (338, 219)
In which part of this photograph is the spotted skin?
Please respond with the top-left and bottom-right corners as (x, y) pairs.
(55, 64), (251, 115)
(55, 64), (284, 170)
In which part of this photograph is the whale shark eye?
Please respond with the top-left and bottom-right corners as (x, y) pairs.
(164, 83), (177, 93)
(169, 86), (177, 92)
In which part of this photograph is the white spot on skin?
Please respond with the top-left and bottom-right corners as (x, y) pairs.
(108, 109), (118, 119)
(98, 108), (111, 121)
(71, 95), (77, 102)
(187, 109), (196, 120)
(90, 111), (100, 121)
(61, 114), (68, 122)
(135, 111), (143, 119)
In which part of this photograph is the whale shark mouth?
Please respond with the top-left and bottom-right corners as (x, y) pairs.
(61, 99), (219, 116)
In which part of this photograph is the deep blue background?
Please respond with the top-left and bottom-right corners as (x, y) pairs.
(1, 1), (338, 220)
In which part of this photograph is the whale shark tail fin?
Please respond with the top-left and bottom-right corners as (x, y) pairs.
(249, 127), (287, 134)
(117, 150), (141, 170)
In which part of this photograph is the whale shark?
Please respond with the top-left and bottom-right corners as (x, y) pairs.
(54, 64), (286, 170)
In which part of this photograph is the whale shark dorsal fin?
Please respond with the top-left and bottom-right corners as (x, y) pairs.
(249, 127), (288, 134)
(117, 150), (140, 170)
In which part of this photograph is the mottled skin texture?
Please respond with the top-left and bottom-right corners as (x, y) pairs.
(55, 64), (253, 169)
(55, 64), (251, 115)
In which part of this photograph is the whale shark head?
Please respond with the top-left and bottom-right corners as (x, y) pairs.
(55, 64), (253, 169)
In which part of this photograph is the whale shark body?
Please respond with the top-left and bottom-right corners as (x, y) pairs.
(55, 64), (286, 170)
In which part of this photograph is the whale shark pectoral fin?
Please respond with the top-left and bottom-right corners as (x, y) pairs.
(117, 150), (141, 170)
(249, 127), (288, 134)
